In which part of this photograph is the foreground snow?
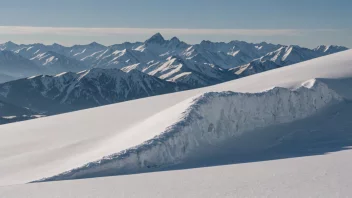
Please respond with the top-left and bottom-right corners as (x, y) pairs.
(1, 139), (352, 197)
(0, 50), (351, 190)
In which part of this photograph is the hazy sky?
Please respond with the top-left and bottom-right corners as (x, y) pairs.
(0, 0), (351, 48)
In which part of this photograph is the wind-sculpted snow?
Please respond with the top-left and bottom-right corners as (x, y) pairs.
(39, 79), (343, 182)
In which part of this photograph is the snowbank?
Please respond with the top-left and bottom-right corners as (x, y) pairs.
(40, 79), (343, 181)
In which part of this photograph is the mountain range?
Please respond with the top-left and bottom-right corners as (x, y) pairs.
(0, 33), (348, 124)
(0, 68), (186, 116)
(0, 33), (347, 85)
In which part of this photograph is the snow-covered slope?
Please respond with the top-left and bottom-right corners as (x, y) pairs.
(12, 43), (53, 59)
(0, 43), (98, 82)
(231, 45), (348, 76)
(230, 60), (280, 77)
(258, 45), (321, 66)
(0, 50), (351, 186)
(122, 56), (236, 88)
(0, 42), (107, 80)
(182, 40), (282, 69)
(30, 51), (88, 74)
(314, 45), (349, 55)
(2, 145), (352, 197)
(0, 69), (185, 115)
(63, 42), (108, 61)
(2, 42), (108, 63)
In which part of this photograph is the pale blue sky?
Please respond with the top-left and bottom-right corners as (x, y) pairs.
(0, 0), (351, 48)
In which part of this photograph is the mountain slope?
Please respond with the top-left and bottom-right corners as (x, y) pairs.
(0, 42), (107, 76)
(123, 56), (236, 88)
(182, 40), (283, 69)
(314, 45), (349, 55)
(0, 99), (35, 117)
(0, 50), (43, 78)
(0, 99), (40, 125)
(30, 51), (88, 74)
(231, 45), (348, 76)
(0, 50), (351, 186)
(63, 42), (108, 61)
(0, 41), (18, 51)
(93, 34), (238, 87)
(0, 69), (186, 115)
(258, 45), (321, 66)
(3, 42), (108, 62)
(230, 60), (280, 77)
(0, 73), (15, 83)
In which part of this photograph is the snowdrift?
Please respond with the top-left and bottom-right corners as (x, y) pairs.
(40, 79), (343, 181)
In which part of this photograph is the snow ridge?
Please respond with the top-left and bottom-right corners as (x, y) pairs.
(38, 79), (344, 182)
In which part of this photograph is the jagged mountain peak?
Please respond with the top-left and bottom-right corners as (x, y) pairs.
(31, 43), (47, 48)
(314, 45), (348, 54)
(108, 42), (143, 51)
(2, 41), (18, 47)
(145, 33), (165, 44)
(51, 43), (64, 48)
(288, 45), (304, 49)
(5, 41), (17, 45)
(70, 42), (106, 49)
(259, 41), (268, 45)
(170, 36), (181, 43)
(200, 40), (213, 45)
(0, 41), (19, 51)
(88, 42), (106, 48)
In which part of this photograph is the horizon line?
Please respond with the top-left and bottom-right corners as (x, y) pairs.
(0, 26), (340, 37)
